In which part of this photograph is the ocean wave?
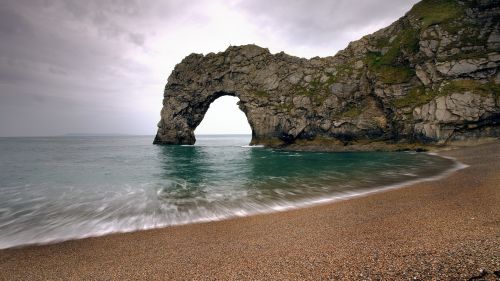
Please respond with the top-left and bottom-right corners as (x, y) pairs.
(0, 136), (462, 249)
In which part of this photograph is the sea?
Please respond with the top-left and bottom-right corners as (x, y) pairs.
(0, 135), (461, 249)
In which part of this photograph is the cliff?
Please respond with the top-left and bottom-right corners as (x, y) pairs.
(154, 0), (500, 150)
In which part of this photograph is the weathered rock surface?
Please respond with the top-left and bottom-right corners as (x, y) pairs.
(155, 0), (500, 149)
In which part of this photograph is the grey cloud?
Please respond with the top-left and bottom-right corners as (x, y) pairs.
(0, 0), (189, 136)
(59, 0), (187, 43)
(237, 0), (420, 49)
(0, 0), (423, 137)
(0, 3), (32, 35)
(128, 32), (145, 46)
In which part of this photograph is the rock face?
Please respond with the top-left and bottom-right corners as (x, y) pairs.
(154, 0), (500, 149)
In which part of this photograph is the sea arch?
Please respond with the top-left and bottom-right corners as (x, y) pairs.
(153, 45), (297, 146)
(155, 1), (500, 149)
(154, 88), (269, 145)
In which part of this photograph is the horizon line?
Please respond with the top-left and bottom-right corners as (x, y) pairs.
(0, 133), (253, 138)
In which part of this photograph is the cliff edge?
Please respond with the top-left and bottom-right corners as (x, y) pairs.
(154, 0), (499, 150)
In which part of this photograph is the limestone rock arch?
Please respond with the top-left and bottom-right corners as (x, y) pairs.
(153, 45), (333, 146)
(154, 0), (500, 149)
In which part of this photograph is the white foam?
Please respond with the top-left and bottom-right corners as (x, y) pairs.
(0, 153), (467, 250)
(241, 145), (264, 148)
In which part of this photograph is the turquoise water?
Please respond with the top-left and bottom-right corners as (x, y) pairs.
(0, 135), (458, 249)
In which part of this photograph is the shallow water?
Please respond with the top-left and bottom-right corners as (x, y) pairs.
(0, 135), (457, 249)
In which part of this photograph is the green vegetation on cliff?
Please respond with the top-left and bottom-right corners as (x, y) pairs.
(408, 0), (464, 28)
(252, 90), (268, 97)
(393, 80), (499, 108)
(367, 25), (419, 84)
(339, 104), (362, 118)
(441, 80), (500, 99)
(392, 86), (433, 108)
(292, 73), (338, 105)
(366, 0), (473, 83)
(299, 78), (326, 96)
(365, 51), (415, 84)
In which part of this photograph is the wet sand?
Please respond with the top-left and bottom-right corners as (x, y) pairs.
(0, 141), (499, 280)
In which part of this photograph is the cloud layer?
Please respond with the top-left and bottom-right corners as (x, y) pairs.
(0, 0), (418, 136)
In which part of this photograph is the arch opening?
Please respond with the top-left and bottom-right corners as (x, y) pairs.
(194, 96), (252, 144)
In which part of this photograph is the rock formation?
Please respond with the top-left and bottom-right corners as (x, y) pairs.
(154, 0), (499, 150)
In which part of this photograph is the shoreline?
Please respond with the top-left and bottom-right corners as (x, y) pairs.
(0, 141), (498, 280)
(0, 150), (462, 250)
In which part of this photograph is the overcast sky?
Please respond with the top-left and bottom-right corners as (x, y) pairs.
(0, 0), (419, 137)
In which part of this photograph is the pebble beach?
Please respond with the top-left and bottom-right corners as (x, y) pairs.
(0, 141), (498, 280)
